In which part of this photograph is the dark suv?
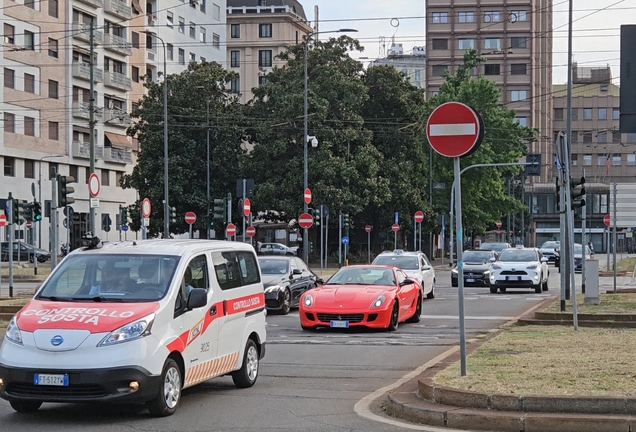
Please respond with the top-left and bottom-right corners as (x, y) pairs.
(0, 241), (51, 263)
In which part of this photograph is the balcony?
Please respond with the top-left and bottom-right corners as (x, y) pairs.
(104, 33), (132, 56)
(72, 101), (90, 119)
(103, 109), (133, 127)
(72, 22), (104, 45)
(147, 14), (157, 27)
(72, 61), (104, 83)
(72, 141), (104, 159)
(104, 71), (133, 91)
(104, 146), (133, 164)
(75, 0), (103, 8)
(104, 0), (132, 19)
(147, 46), (157, 62)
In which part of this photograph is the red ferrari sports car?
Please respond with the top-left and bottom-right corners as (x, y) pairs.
(299, 265), (423, 331)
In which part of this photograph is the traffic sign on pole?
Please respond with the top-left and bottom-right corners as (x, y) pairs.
(304, 188), (312, 204)
(185, 211), (196, 225)
(142, 198), (152, 218)
(243, 198), (251, 217)
(226, 223), (237, 237)
(603, 214), (611, 227)
(88, 173), (100, 197)
(414, 211), (424, 223)
(341, 236), (349, 245)
(25, 221), (33, 229)
(391, 223), (400, 232)
(246, 226), (256, 237)
(0, 213), (6, 227)
(365, 225), (372, 233)
(298, 212), (313, 229)
(426, 102), (484, 158)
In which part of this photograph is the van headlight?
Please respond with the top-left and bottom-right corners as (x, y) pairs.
(303, 294), (314, 307)
(370, 295), (387, 308)
(98, 313), (155, 347)
(5, 316), (22, 345)
(264, 285), (282, 294)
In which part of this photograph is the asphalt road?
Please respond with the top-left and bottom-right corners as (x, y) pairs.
(0, 268), (560, 431)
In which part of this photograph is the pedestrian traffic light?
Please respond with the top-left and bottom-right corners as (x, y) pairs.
(213, 198), (227, 223)
(570, 176), (586, 209)
(33, 201), (42, 221)
(343, 213), (350, 228)
(57, 175), (76, 206)
(525, 154), (542, 176)
(169, 206), (177, 224)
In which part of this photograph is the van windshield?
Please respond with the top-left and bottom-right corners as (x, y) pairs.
(35, 254), (180, 303)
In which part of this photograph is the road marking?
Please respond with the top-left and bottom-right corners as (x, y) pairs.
(422, 315), (515, 320)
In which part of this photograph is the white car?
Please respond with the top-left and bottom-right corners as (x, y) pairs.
(372, 250), (436, 299)
(258, 242), (298, 256)
(489, 247), (549, 294)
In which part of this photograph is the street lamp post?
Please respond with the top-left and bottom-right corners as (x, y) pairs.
(195, 86), (211, 239)
(144, 31), (169, 238)
(302, 28), (357, 264)
(38, 155), (63, 250)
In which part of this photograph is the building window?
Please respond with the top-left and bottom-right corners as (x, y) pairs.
(212, 33), (220, 48)
(4, 112), (15, 133)
(597, 154), (607, 166)
(4, 68), (15, 88)
(511, 10), (527, 21)
(231, 50), (240, 67)
(70, 165), (79, 182)
(511, 64), (526, 75)
(178, 49), (185, 64)
(24, 31), (34, 50)
(231, 76), (240, 94)
(432, 65), (448, 76)
(4, 156), (15, 176)
(511, 37), (527, 49)
(583, 108), (592, 120)
(628, 154), (635, 166)
(583, 154), (592, 165)
(4, 24), (14, 44)
(583, 131), (593, 143)
(613, 131), (621, 143)
(167, 44), (174, 60)
(178, 17), (185, 33)
(514, 117), (527, 126)
(598, 108), (607, 120)
(214, 3), (222, 19)
(189, 52), (196, 63)
(231, 24), (240, 38)
(458, 11), (474, 23)
(570, 131), (577, 144)
(49, 121), (59, 140)
(200, 27), (206, 43)
(115, 171), (123, 187)
(613, 108), (620, 120)
(258, 75), (269, 86)
(189, 22), (196, 38)
(597, 132), (607, 143)
(132, 32), (139, 48)
(167, 12), (174, 27)
(24, 0), (35, 9)
(484, 11), (500, 22)
(132, 66), (139, 82)
(432, 12), (448, 23)
(628, 133), (636, 143)
(458, 39), (474, 49)
(484, 64), (500, 75)
(200, 57), (206, 63)
(484, 38), (501, 50)
(613, 154), (621, 165)
(510, 90), (527, 101)
(200, 0), (207, 13)
(85, 167), (90, 184)
(102, 169), (110, 186)
(24, 116), (35, 136)
(48, 38), (59, 58)
(571, 154), (578, 166)
(414, 70), (422, 81)
(571, 108), (578, 120)
(49, 0), (59, 17)
(554, 108), (564, 120)
(259, 50), (272, 67)
(24, 160), (35, 178)
(432, 39), (448, 50)
(24, 73), (35, 93)
(259, 24), (272, 38)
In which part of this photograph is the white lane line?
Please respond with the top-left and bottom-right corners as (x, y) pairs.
(422, 315), (515, 320)
(429, 123), (476, 136)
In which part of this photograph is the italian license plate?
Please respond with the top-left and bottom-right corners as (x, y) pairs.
(505, 276), (522, 281)
(34, 374), (69, 386)
(466, 278), (475, 283)
(330, 320), (349, 328)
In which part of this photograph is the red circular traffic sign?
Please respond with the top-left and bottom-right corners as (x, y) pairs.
(496, 221), (502, 229)
(414, 211), (424, 223)
(246, 226), (256, 237)
(142, 198), (152, 218)
(26, 220), (33, 229)
(603, 214), (611, 227)
(226, 223), (236, 237)
(426, 102), (484, 158)
(365, 225), (372, 233)
(0, 213), (7, 227)
(88, 173), (100, 197)
(243, 198), (251, 217)
(298, 212), (313, 229)
(185, 211), (196, 225)
(304, 188), (312, 204)
(391, 223), (400, 232)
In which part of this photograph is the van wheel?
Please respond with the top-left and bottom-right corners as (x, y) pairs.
(232, 339), (259, 388)
(146, 358), (182, 417)
(10, 400), (42, 413)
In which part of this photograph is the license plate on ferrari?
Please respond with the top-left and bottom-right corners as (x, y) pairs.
(330, 320), (349, 328)
(465, 278), (475, 283)
(505, 276), (522, 281)
(34, 374), (69, 386)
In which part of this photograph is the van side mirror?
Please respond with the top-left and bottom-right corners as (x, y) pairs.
(292, 269), (302, 275)
(187, 288), (207, 310)
(489, 257), (496, 262)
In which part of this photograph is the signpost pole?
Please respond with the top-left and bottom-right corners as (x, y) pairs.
(454, 157), (467, 376)
(613, 183), (618, 293)
(368, 229), (371, 263)
(418, 222), (422, 252)
(413, 219), (416, 252)
(242, 179), (246, 243)
(8, 196), (14, 298)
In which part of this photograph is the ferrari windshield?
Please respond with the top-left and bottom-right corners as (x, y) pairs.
(35, 254), (180, 302)
(258, 258), (289, 275)
(326, 266), (397, 286)
(373, 256), (419, 270)
(498, 250), (538, 262)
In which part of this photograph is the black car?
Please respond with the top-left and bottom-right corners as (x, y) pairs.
(258, 256), (323, 314)
(451, 249), (498, 287)
(0, 241), (51, 263)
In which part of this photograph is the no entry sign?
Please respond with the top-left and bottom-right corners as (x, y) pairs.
(185, 212), (196, 225)
(298, 212), (313, 229)
(603, 214), (611, 227)
(246, 226), (256, 237)
(391, 223), (400, 232)
(414, 211), (424, 223)
(243, 198), (251, 217)
(365, 225), (372, 233)
(304, 188), (312, 204)
(226, 223), (236, 237)
(0, 213), (6, 227)
(426, 102), (484, 158)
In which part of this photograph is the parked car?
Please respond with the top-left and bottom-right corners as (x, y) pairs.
(489, 247), (549, 293)
(258, 242), (298, 256)
(539, 241), (560, 263)
(299, 265), (423, 331)
(555, 243), (591, 272)
(0, 241), (51, 263)
(451, 249), (498, 287)
(258, 256), (322, 314)
(479, 242), (512, 253)
(372, 250), (436, 299)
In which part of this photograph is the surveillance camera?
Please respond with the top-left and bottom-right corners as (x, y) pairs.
(308, 136), (318, 147)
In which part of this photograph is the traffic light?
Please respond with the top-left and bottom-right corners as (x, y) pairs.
(213, 198), (227, 223)
(308, 241), (313, 253)
(525, 154), (542, 176)
(555, 177), (561, 212)
(10, 198), (22, 224)
(570, 176), (586, 209)
(33, 201), (42, 221)
(343, 213), (350, 228)
(57, 175), (76, 206)
(169, 206), (177, 224)
(119, 206), (128, 225)
(22, 202), (34, 221)
(102, 214), (112, 232)
(314, 209), (321, 228)
(208, 211), (216, 227)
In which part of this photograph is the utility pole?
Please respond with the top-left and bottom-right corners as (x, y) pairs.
(89, 21), (97, 236)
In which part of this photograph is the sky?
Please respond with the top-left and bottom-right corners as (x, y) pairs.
(306, 0), (636, 84)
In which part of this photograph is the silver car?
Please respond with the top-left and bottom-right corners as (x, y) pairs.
(258, 242), (298, 256)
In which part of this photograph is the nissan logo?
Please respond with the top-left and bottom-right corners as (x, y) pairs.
(50, 335), (64, 346)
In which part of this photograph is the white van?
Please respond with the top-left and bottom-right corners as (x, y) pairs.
(0, 239), (266, 416)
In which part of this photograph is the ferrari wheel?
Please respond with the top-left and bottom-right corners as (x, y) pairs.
(406, 294), (422, 323)
(387, 302), (399, 332)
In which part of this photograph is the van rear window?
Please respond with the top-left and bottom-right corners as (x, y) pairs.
(212, 251), (260, 290)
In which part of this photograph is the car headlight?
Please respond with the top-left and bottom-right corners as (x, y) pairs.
(5, 316), (22, 345)
(492, 264), (502, 270)
(98, 313), (155, 347)
(526, 264), (538, 270)
(264, 285), (283, 294)
(370, 295), (387, 308)
(303, 294), (314, 307)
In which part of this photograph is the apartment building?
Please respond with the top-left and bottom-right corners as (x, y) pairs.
(425, 0), (553, 182)
(1, 0), (226, 252)
(226, 0), (312, 103)
(369, 44), (426, 89)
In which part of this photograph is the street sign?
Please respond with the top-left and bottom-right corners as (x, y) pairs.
(88, 173), (100, 197)
(243, 198), (251, 217)
(122, 224), (129, 232)
(246, 226), (256, 237)
(365, 225), (372, 233)
(0, 213), (6, 227)
(414, 211), (424, 223)
(25, 221), (32, 229)
(298, 212), (313, 229)
(143, 217), (150, 227)
(391, 223), (400, 232)
(185, 211), (196, 225)
(603, 214), (611, 227)
(142, 198), (152, 218)
(90, 198), (99, 208)
(64, 206), (74, 217)
(426, 102), (484, 158)
(395, 212), (399, 224)
(226, 223), (237, 237)
(304, 188), (312, 204)
(342, 236), (349, 245)
(496, 220), (502, 229)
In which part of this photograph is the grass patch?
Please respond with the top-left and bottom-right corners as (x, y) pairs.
(0, 298), (31, 306)
(543, 293), (636, 314)
(0, 320), (7, 328)
(433, 326), (636, 397)
(0, 266), (51, 276)
(617, 257), (636, 273)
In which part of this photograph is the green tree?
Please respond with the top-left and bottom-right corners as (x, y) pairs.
(122, 62), (246, 237)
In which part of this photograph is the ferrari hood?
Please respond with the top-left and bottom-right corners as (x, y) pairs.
(313, 285), (393, 307)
